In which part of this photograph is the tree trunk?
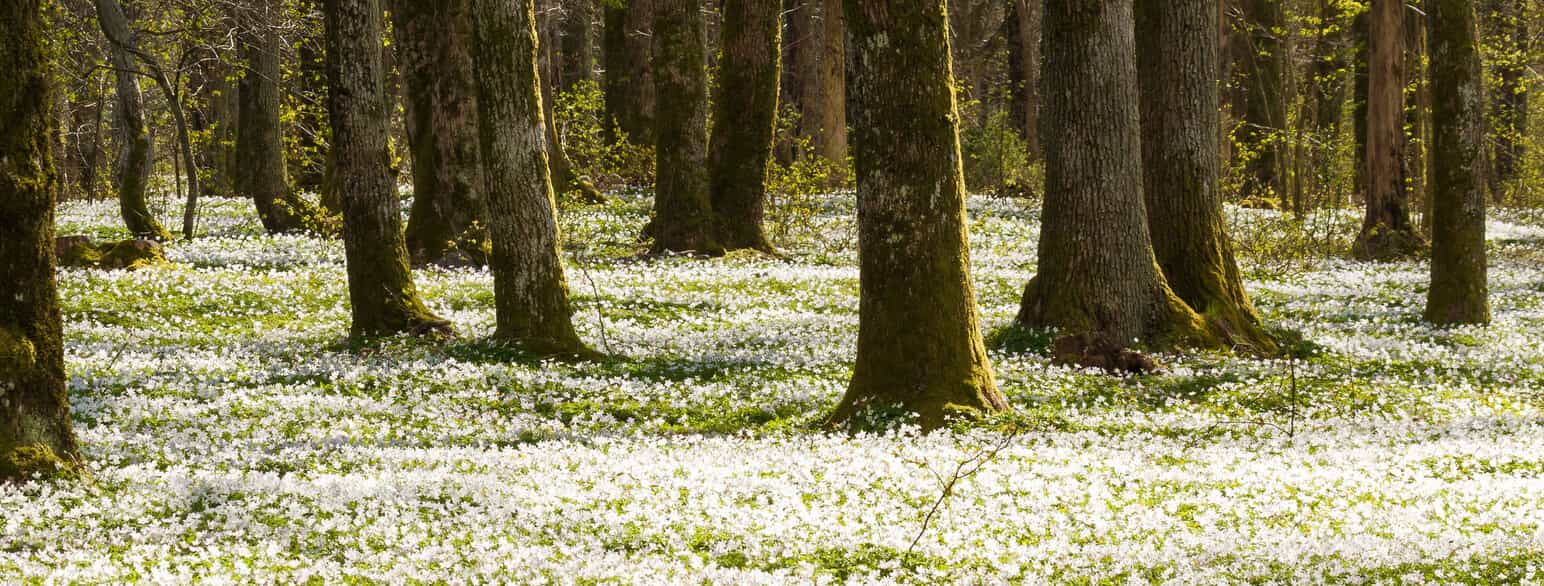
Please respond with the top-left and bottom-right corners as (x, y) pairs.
(1305, 0), (1351, 211)
(1425, 0), (1490, 324)
(469, 0), (589, 355)
(391, 0), (489, 265)
(324, 0), (450, 339)
(649, 0), (719, 254)
(1483, 0), (1527, 204)
(1238, 0), (1289, 203)
(199, 57), (239, 198)
(1354, 0), (1426, 260)
(1, 0), (82, 481)
(560, 0), (596, 93)
(602, 0), (656, 145)
(1137, 0), (1276, 354)
(708, 0), (780, 252)
(787, 0), (848, 167)
(1017, 0), (1218, 350)
(238, 0), (317, 234)
(542, 71), (604, 203)
(1352, 9), (1370, 207)
(1005, 0), (1042, 159)
(94, 0), (170, 240)
(1408, 9), (1432, 233)
(830, 0), (1008, 430)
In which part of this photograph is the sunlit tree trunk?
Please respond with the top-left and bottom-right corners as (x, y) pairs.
(648, 0), (720, 254)
(324, 0), (450, 338)
(708, 0), (780, 252)
(1425, 0), (1490, 324)
(468, 0), (589, 354)
(93, 0), (171, 240)
(787, 0), (847, 167)
(830, 0), (1008, 429)
(1, 0), (82, 481)
(238, 0), (318, 234)
(1354, 0), (1426, 260)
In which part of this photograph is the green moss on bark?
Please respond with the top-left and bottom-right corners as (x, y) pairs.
(648, 0), (721, 256)
(1424, 0), (1490, 325)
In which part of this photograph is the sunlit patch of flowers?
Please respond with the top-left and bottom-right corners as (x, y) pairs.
(5, 195), (1544, 583)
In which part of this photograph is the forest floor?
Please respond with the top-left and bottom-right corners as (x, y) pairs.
(4, 193), (1544, 583)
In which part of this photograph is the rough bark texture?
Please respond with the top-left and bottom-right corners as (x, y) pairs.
(1005, 0), (1042, 158)
(238, 0), (317, 234)
(469, 0), (587, 355)
(1355, 0), (1426, 261)
(1483, 0), (1527, 203)
(788, 0), (848, 166)
(830, 0), (1008, 429)
(649, 0), (720, 254)
(602, 0), (656, 145)
(1137, 0), (1276, 354)
(391, 0), (488, 265)
(1426, 0), (1490, 324)
(708, 0), (781, 252)
(94, 0), (170, 240)
(1238, 0), (1289, 202)
(1, 0), (82, 481)
(324, 0), (448, 339)
(1017, 0), (1216, 350)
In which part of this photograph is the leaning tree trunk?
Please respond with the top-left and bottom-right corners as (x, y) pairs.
(94, 0), (170, 240)
(469, 0), (588, 355)
(1425, 0), (1490, 324)
(602, 0), (656, 145)
(1238, 0), (1289, 203)
(1017, 0), (1217, 350)
(648, 0), (720, 254)
(708, 0), (780, 253)
(1354, 0), (1426, 260)
(829, 0), (1009, 430)
(1137, 0), (1277, 354)
(323, 0), (450, 339)
(391, 0), (489, 265)
(1484, 0), (1527, 204)
(1, 0), (82, 481)
(238, 0), (317, 234)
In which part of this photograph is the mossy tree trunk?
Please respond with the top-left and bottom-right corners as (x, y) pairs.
(468, 0), (588, 355)
(602, 0), (656, 146)
(1016, 0), (1217, 350)
(93, 0), (170, 241)
(1425, 0), (1490, 325)
(1, 0), (82, 481)
(1137, 0), (1277, 354)
(391, 0), (488, 265)
(1237, 0), (1289, 204)
(1354, 0), (1426, 260)
(324, 0), (449, 339)
(238, 0), (317, 234)
(1483, 0), (1527, 204)
(648, 0), (720, 254)
(708, 0), (780, 253)
(829, 0), (1009, 430)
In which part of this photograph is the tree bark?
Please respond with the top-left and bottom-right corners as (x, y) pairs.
(602, 0), (656, 145)
(1354, 0), (1426, 260)
(1238, 0), (1289, 203)
(238, 0), (318, 234)
(1483, 0), (1527, 204)
(469, 0), (589, 355)
(391, 0), (488, 265)
(830, 0), (1008, 429)
(94, 0), (170, 240)
(324, 0), (449, 339)
(1, 0), (82, 481)
(560, 0), (596, 92)
(649, 0), (720, 254)
(787, 0), (848, 167)
(1017, 0), (1218, 350)
(1137, 0), (1276, 354)
(1426, 0), (1490, 324)
(708, 0), (780, 252)
(1005, 0), (1042, 159)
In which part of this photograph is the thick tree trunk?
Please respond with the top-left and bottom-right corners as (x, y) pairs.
(1017, 0), (1217, 350)
(1426, 0), (1490, 324)
(1238, 0), (1289, 203)
(1354, 0), (1426, 260)
(649, 0), (719, 254)
(94, 0), (170, 240)
(1483, 0), (1527, 204)
(708, 0), (780, 252)
(830, 0), (1008, 429)
(469, 0), (588, 355)
(1, 0), (82, 481)
(602, 0), (656, 145)
(238, 0), (317, 234)
(1005, 0), (1041, 159)
(787, 0), (848, 166)
(560, 0), (596, 92)
(324, 0), (449, 339)
(391, 0), (488, 265)
(1137, 0), (1276, 354)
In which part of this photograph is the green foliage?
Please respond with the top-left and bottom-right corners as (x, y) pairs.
(553, 79), (654, 191)
(959, 108), (1039, 198)
(765, 105), (851, 244)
